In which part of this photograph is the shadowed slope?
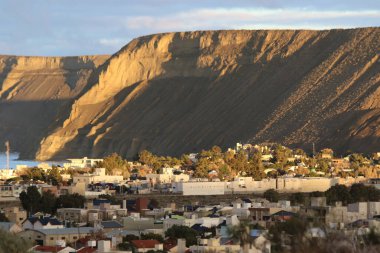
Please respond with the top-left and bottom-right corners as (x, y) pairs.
(0, 55), (109, 157)
(35, 28), (380, 160)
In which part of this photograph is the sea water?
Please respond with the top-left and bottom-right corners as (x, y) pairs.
(0, 153), (62, 169)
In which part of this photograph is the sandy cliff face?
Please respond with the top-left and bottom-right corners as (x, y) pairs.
(0, 29), (378, 160)
(32, 28), (380, 160)
(0, 55), (109, 158)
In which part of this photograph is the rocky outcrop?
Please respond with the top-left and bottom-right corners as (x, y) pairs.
(1, 28), (379, 160)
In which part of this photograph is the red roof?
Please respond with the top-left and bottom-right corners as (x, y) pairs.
(34, 245), (64, 252)
(76, 247), (96, 253)
(131, 240), (160, 249)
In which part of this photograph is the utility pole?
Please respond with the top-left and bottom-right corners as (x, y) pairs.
(312, 143), (316, 158)
(5, 141), (10, 170)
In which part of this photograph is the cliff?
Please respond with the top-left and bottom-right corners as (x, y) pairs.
(1, 28), (379, 160)
(0, 55), (109, 158)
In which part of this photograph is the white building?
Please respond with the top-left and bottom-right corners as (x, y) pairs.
(63, 157), (103, 169)
(73, 168), (123, 185)
(146, 167), (190, 185)
(348, 202), (380, 219)
(172, 181), (225, 195)
(0, 169), (17, 180)
(163, 216), (196, 231)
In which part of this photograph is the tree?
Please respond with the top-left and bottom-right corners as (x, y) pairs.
(263, 189), (279, 202)
(141, 233), (164, 243)
(325, 185), (351, 205)
(194, 158), (210, 178)
(165, 225), (199, 247)
(210, 145), (223, 159)
(227, 150), (249, 175)
(269, 217), (307, 252)
(290, 192), (306, 205)
(148, 199), (160, 209)
(180, 154), (193, 167)
(350, 183), (380, 203)
(123, 234), (140, 243)
(349, 153), (366, 164)
(118, 242), (136, 252)
(56, 193), (85, 209)
(228, 222), (252, 253)
(363, 228), (380, 246)
(99, 153), (130, 178)
(294, 149), (306, 157)
(0, 212), (9, 222)
(25, 167), (46, 181)
(317, 159), (330, 173)
(272, 144), (291, 168)
(0, 229), (31, 253)
(247, 151), (264, 180)
(138, 150), (156, 166)
(217, 164), (232, 181)
(40, 190), (57, 214)
(46, 167), (62, 185)
(19, 186), (42, 215)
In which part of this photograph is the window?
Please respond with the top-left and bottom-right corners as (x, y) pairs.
(73, 236), (77, 239)
(50, 237), (54, 240)
(61, 237), (65, 239)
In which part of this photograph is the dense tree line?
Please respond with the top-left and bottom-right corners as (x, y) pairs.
(20, 167), (62, 185)
(325, 183), (380, 205)
(261, 183), (380, 207)
(19, 186), (85, 215)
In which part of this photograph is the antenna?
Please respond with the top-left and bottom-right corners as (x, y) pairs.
(5, 141), (10, 170)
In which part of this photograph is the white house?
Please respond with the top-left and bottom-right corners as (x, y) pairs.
(63, 157), (103, 169)
(73, 168), (123, 185)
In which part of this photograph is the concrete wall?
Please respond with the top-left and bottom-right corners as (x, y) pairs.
(173, 181), (225, 195)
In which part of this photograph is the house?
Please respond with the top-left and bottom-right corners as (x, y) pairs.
(18, 227), (95, 246)
(76, 247), (97, 253)
(0, 222), (23, 233)
(73, 168), (123, 186)
(189, 238), (240, 253)
(131, 239), (163, 252)
(57, 208), (88, 224)
(1, 206), (27, 224)
(270, 210), (297, 221)
(122, 215), (159, 231)
(22, 216), (64, 230)
(100, 220), (124, 233)
(63, 157), (103, 169)
(31, 245), (76, 253)
(0, 184), (14, 197)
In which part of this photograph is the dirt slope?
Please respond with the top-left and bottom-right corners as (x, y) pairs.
(0, 55), (109, 158)
(1, 28), (379, 160)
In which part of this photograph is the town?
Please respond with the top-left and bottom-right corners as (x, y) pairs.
(1, 143), (380, 253)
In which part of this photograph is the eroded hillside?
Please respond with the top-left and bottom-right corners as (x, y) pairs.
(0, 29), (378, 160)
(0, 55), (109, 158)
(31, 28), (380, 160)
